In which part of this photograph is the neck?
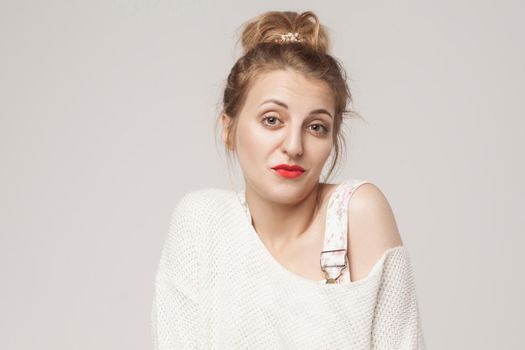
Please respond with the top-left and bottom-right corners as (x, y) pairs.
(244, 182), (321, 255)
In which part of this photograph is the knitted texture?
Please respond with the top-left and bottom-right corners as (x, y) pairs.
(152, 185), (426, 349)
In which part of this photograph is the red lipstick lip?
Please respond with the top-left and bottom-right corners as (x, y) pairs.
(271, 164), (305, 172)
(271, 164), (305, 179)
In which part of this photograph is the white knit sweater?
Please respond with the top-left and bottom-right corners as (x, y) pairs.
(151, 186), (426, 349)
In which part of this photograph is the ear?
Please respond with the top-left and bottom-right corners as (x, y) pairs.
(221, 113), (234, 150)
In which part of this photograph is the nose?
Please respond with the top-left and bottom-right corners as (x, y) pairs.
(281, 124), (303, 158)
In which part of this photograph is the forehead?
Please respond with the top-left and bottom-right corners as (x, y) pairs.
(243, 69), (334, 110)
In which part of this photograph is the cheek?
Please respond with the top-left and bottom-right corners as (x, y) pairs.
(236, 120), (278, 154)
(306, 138), (333, 160)
(236, 121), (268, 161)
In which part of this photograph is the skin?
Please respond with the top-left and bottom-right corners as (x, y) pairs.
(222, 68), (403, 282)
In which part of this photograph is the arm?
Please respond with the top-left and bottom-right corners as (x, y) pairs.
(370, 247), (426, 349)
(347, 183), (426, 348)
(151, 277), (198, 349)
(151, 193), (201, 349)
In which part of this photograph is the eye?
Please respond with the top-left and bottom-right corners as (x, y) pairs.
(261, 115), (282, 128)
(308, 123), (330, 135)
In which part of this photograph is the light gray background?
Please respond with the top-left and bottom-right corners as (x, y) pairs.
(1, 0), (523, 349)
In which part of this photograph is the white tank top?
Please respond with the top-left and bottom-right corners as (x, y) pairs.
(239, 178), (372, 284)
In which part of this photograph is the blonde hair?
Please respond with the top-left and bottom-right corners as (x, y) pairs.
(214, 10), (362, 183)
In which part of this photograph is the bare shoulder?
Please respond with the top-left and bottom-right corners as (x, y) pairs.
(346, 182), (404, 281)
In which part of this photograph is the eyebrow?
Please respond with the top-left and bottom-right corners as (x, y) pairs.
(258, 98), (333, 120)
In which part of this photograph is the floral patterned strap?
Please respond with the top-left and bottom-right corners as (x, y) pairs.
(320, 179), (372, 282)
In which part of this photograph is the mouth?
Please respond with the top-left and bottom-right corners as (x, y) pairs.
(271, 164), (305, 179)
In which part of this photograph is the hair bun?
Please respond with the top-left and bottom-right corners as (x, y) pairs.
(238, 11), (331, 55)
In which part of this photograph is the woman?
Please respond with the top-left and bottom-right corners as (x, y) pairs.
(152, 10), (426, 349)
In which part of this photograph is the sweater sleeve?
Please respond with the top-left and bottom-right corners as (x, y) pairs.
(151, 193), (201, 349)
(371, 247), (427, 350)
